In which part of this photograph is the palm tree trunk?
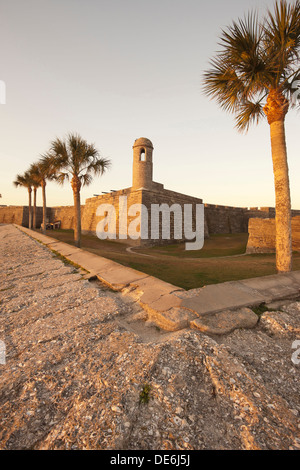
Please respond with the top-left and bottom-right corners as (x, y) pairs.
(269, 119), (292, 273)
(28, 187), (32, 229)
(71, 174), (82, 248)
(73, 188), (81, 248)
(41, 180), (47, 234)
(33, 187), (37, 229)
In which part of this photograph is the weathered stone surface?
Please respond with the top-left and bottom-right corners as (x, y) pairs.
(240, 273), (300, 301)
(147, 307), (197, 332)
(1, 225), (300, 450)
(247, 216), (300, 253)
(0, 206), (49, 228)
(259, 302), (300, 338)
(129, 276), (183, 306)
(179, 282), (264, 315)
(190, 308), (258, 335)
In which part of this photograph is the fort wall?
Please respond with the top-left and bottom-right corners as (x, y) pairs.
(246, 216), (300, 253)
(81, 188), (143, 245)
(0, 206), (47, 228)
(50, 205), (85, 230)
(3, 138), (300, 248)
(2, 202), (300, 248)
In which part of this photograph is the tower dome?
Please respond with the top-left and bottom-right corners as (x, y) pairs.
(133, 137), (154, 149)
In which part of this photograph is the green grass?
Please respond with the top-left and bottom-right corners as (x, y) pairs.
(48, 246), (87, 273)
(139, 383), (152, 404)
(140, 233), (249, 258)
(42, 229), (300, 290)
(251, 302), (283, 317)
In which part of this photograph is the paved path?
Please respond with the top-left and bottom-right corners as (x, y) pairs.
(1, 224), (300, 450)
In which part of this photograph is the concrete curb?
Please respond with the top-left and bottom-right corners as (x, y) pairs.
(15, 225), (300, 333)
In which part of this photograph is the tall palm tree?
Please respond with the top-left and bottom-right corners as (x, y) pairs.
(29, 156), (57, 234)
(27, 168), (40, 230)
(13, 171), (35, 229)
(203, 0), (300, 273)
(47, 133), (111, 247)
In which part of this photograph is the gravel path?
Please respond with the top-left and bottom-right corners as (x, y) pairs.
(0, 224), (300, 450)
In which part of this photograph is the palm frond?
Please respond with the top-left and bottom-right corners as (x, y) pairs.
(13, 171), (34, 189)
(38, 153), (62, 180)
(28, 163), (43, 187)
(263, 0), (300, 85)
(78, 157), (111, 178)
(235, 100), (265, 131)
(49, 138), (69, 168)
(80, 172), (93, 186)
(54, 171), (69, 186)
(47, 133), (111, 188)
(203, 0), (300, 131)
(13, 174), (26, 188)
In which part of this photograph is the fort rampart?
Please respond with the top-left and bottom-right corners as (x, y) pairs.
(2, 138), (299, 249)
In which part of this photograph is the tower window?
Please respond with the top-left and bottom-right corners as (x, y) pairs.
(140, 148), (146, 161)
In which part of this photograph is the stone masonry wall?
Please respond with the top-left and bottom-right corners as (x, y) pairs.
(0, 206), (26, 226)
(246, 216), (300, 253)
(81, 188), (143, 245)
(0, 206), (46, 228)
(50, 206), (85, 230)
(141, 188), (207, 246)
(204, 204), (247, 234)
(3, 198), (300, 248)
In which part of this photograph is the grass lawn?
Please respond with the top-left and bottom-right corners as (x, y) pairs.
(43, 229), (300, 290)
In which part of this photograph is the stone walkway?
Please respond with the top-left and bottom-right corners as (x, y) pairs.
(1, 224), (300, 450)
(16, 225), (300, 334)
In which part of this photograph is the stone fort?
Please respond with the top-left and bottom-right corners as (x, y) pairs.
(1, 137), (300, 250)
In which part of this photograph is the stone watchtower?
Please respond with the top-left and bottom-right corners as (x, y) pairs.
(132, 137), (154, 190)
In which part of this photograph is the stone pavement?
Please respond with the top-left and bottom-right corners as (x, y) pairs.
(16, 225), (300, 335)
(1, 224), (300, 450)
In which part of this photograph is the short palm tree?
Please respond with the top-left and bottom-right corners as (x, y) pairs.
(203, 0), (300, 273)
(29, 156), (57, 234)
(47, 133), (111, 247)
(13, 171), (35, 229)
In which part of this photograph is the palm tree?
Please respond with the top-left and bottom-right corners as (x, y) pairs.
(47, 133), (111, 247)
(29, 156), (57, 234)
(13, 171), (35, 229)
(203, 0), (300, 273)
(27, 168), (40, 230)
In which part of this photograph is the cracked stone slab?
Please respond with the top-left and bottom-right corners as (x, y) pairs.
(146, 307), (197, 332)
(180, 283), (264, 316)
(65, 250), (116, 273)
(190, 308), (259, 335)
(143, 293), (183, 313)
(132, 276), (183, 308)
(239, 274), (300, 301)
(96, 267), (149, 291)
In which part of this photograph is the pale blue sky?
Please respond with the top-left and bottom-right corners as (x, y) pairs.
(0, 0), (299, 209)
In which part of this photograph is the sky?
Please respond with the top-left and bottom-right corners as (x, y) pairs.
(0, 0), (299, 210)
